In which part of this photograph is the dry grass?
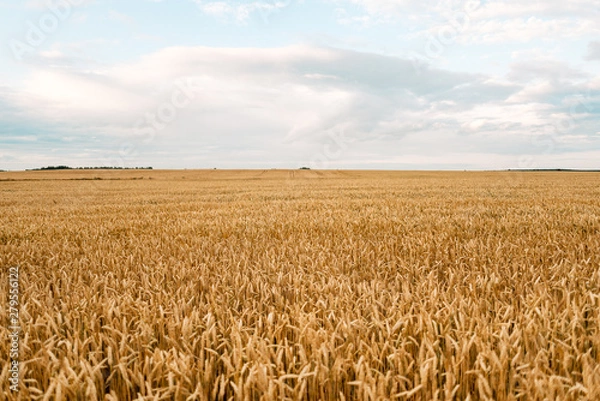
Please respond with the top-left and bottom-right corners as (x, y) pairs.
(1, 169), (599, 400)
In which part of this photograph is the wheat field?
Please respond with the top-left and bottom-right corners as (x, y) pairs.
(1, 169), (599, 400)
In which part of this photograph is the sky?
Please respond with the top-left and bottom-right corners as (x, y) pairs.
(0, 0), (599, 170)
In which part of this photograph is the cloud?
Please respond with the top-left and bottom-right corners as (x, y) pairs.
(339, 0), (600, 44)
(193, 0), (292, 23)
(108, 10), (135, 26)
(24, 0), (95, 10)
(10, 46), (480, 135)
(344, 0), (600, 19)
(1, 45), (598, 169)
(469, 0), (600, 19)
(507, 59), (588, 84)
(335, 0), (428, 16)
(458, 17), (597, 44)
(586, 41), (600, 60)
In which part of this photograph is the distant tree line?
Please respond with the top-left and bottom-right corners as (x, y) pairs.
(27, 166), (153, 171)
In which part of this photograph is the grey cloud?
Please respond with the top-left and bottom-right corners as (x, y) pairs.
(131, 46), (474, 94)
(430, 80), (520, 109)
(507, 60), (589, 83)
(288, 48), (474, 95)
(585, 41), (600, 60)
(3, 45), (600, 170)
(112, 46), (515, 147)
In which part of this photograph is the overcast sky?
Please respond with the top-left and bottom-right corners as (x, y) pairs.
(0, 0), (599, 170)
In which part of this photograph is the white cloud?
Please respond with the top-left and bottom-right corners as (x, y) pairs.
(336, 0), (428, 16)
(108, 10), (135, 25)
(469, 0), (600, 20)
(507, 59), (588, 83)
(586, 41), (600, 60)
(343, 0), (600, 19)
(1, 44), (598, 169)
(25, 0), (95, 10)
(457, 17), (598, 44)
(193, 0), (292, 22)
(340, 0), (600, 44)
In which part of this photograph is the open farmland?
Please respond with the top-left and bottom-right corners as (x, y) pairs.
(1, 169), (599, 400)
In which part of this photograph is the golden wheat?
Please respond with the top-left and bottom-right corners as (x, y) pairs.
(1, 170), (599, 400)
